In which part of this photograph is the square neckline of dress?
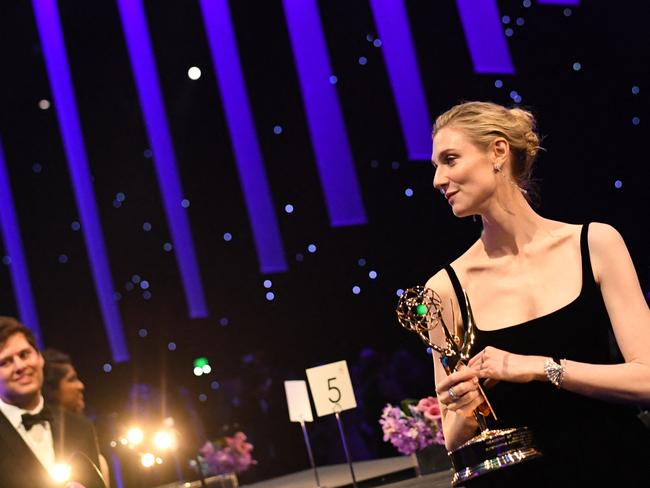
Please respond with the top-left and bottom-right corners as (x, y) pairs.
(446, 224), (589, 333)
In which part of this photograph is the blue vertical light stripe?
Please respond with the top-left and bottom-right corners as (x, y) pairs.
(282, 0), (367, 227)
(116, 0), (209, 315)
(110, 452), (125, 488)
(0, 139), (42, 347)
(455, 0), (515, 74)
(198, 0), (287, 273)
(369, 0), (432, 161)
(32, 0), (128, 362)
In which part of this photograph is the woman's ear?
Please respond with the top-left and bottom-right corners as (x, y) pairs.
(491, 138), (510, 166)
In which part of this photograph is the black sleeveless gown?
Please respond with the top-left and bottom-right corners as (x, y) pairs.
(443, 223), (650, 487)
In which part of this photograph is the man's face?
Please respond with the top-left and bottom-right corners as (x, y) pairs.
(0, 333), (44, 409)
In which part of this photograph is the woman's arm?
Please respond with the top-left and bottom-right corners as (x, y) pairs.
(469, 223), (650, 405)
(425, 270), (485, 450)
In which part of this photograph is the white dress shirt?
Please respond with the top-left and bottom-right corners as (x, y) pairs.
(0, 395), (56, 473)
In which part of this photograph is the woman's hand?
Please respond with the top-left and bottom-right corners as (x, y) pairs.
(468, 346), (545, 384)
(435, 364), (485, 417)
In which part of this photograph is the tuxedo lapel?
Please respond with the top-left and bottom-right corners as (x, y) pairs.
(0, 409), (53, 485)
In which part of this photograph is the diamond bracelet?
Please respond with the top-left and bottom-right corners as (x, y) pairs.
(543, 357), (565, 388)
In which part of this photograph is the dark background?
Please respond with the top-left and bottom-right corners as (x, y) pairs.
(0, 1), (648, 486)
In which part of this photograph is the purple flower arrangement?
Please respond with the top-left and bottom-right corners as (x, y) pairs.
(379, 397), (445, 455)
(197, 431), (257, 476)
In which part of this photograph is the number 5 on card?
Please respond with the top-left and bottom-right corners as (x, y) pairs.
(306, 360), (357, 417)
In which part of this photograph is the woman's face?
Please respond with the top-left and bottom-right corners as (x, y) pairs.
(432, 127), (498, 218)
(57, 364), (85, 413)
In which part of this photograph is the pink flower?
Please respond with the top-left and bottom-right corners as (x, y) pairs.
(416, 396), (442, 422)
(198, 432), (257, 475)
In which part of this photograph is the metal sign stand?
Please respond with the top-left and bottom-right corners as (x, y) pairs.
(334, 411), (357, 488)
(300, 420), (322, 487)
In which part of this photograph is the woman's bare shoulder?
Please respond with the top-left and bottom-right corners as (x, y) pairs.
(425, 240), (482, 295)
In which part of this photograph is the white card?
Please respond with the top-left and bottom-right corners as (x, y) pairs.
(284, 380), (314, 422)
(306, 360), (357, 417)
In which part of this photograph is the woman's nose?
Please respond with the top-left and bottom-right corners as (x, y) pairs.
(433, 167), (447, 190)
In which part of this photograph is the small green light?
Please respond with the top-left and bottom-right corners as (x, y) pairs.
(416, 304), (427, 316)
(193, 357), (209, 368)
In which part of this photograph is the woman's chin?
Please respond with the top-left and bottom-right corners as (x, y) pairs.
(451, 206), (472, 218)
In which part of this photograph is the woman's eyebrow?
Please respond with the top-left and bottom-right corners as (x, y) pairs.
(433, 148), (455, 164)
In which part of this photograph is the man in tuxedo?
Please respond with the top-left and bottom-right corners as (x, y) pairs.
(0, 316), (104, 488)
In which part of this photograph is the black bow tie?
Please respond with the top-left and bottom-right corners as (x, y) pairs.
(21, 405), (53, 431)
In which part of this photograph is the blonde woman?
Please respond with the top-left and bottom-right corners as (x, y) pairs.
(426, 101), (650, 486)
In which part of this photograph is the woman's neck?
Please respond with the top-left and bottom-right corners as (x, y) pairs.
(479, 192), (547, 257)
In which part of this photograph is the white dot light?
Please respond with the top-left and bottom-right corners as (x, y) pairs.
(202, 364), (212, 374)
(396, 288), (404, 297)
(141, 453), (155, 468)
(273, 125), (283, 134)
(168, 342), (177, 351)
(307, 244), (317, 253)
(143, 222), (152, 231)
(38, 99), (51, 110)
(193, 366), (203, 377)
(266, 291), (275, 301)
(632, 117), (640, 126)
(495, 79), (503, 88)
(127, 427), (144, 446)
(163, 242), (173, 252)
(572, 62), (582, 71)
(505, 28), (514, 37)
(181, 199), (190, 208)
(50, 463), (71, 483)
(352, 286), (361, 295)
(188, 66), (202, 80)
(369, 270), (378, 279)
(103, 363), (112, 373)
(138, 328), (148, 338)
(153, 431), (174, 450)
(199, 394), (208, 402)
(358, 56), (368, 65)
(405, 188), (414, 197)
(614, 180), (623, 189)
(373, 39), (382, 47)
(284, 204), (294, 213)
(263, 279), (272, 288)
(223, 232), (232, 242)
(632, 86), (640, 95)
(329, 75), (338, 84)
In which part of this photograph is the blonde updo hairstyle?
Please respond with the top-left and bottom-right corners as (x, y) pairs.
(432, 101), (542, 196)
